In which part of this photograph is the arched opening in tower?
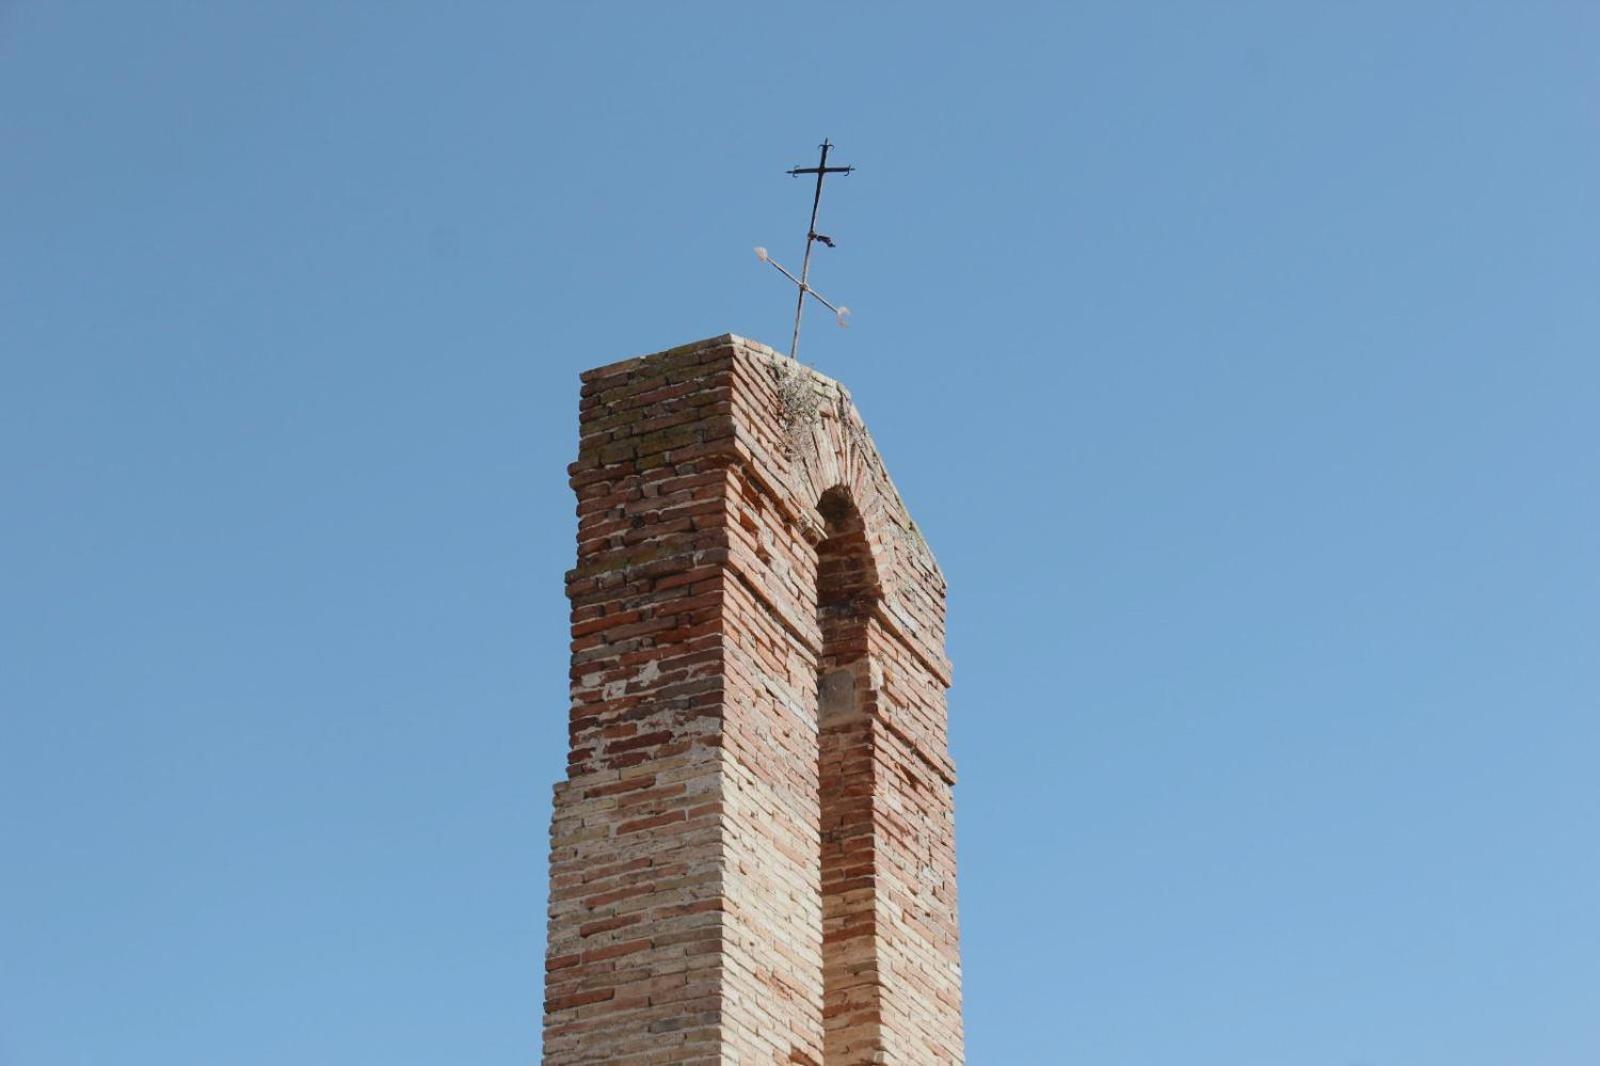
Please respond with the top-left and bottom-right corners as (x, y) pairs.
(814, 486), (883, 1062)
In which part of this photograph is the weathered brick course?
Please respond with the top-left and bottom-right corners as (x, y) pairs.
(543, 335), (962, 1064)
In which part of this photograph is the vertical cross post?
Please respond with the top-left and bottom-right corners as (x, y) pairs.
(784, 139), (854, 359)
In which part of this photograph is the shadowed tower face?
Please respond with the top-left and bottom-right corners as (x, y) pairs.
(543, 336), (962, 1065)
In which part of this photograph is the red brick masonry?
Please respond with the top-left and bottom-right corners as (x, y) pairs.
(544, 336), (962, 1064)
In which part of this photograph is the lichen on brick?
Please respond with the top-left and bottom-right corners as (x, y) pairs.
(770, 357), (822, 446)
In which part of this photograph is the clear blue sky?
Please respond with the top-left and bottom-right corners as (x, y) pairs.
(3, 3), (1596, 1063)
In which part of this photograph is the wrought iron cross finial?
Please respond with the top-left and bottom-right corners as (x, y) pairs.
(753, 139), (854, 360)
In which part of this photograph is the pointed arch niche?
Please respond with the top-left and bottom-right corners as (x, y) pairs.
(814, 485), (886, 1062)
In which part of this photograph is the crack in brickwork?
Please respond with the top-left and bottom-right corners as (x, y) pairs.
(544, 335), (962, 1065)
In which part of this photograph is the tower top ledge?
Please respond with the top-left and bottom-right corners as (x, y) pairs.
(574, 332), (949, 685)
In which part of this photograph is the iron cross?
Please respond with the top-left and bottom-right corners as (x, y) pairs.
(754, 139), (854, 360)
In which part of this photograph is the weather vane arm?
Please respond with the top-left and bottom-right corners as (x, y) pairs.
(754, 247), (850, 322)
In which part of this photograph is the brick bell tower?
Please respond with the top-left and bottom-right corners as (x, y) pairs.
(543, 335), (962, 1065)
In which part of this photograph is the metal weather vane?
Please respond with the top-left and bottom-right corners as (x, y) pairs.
(754, 139), (854, 360)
